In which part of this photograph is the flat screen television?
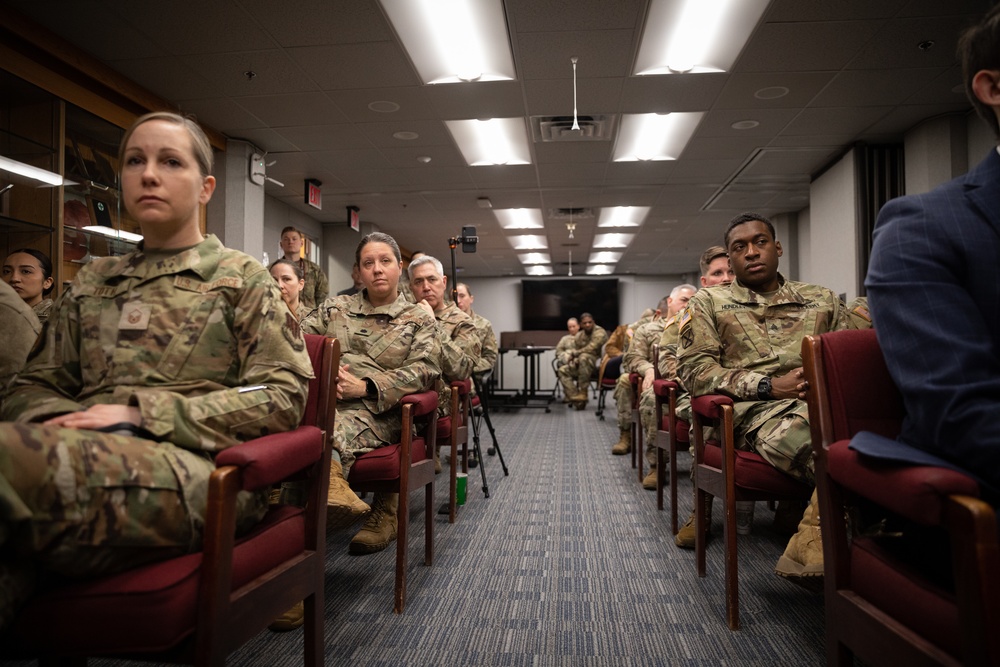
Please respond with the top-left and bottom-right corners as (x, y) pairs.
(520, 278), (619, 331)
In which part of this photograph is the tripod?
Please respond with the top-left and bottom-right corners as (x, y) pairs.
(470, 371), (508, 500)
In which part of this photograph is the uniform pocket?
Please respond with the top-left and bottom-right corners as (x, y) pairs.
(366, 322), (415, 363)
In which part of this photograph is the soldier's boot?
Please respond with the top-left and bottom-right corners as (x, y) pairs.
(572, 389), (589, 410)
(675, 500), (712, 549)
(641, 467), (658, 490)
(327, 458), (370, 529)
(268, 487), (282, 505)
(268, 601), (304, 632)
(349, 492), (399, 555)
(560, 377), (576, 403)
(775, 489), (824, 581)
(611, 430), (631, 455)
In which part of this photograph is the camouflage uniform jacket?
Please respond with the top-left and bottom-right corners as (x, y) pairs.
(656, 315), (681, 383)
(556, 334), (576, 358)
(572, 325), (608, 359)
(677, 274), (851, 402)
(432, 302), (481, 414)
(847, 296), (873, 330)
(2, 234), (313, 452)
(32, 297), (54, 324)
(624, 318), (665, 377)
(468, 309), (498, 374)
(0, 279), (40, 393)
(300, 290), (440, 439)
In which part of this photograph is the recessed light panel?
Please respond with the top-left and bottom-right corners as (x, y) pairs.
(494, 208), (544, 229)
(445, 118), (531, 166)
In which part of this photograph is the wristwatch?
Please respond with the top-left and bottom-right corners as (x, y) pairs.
(365, 378), (377, 398)
(756, 376), (772, 401)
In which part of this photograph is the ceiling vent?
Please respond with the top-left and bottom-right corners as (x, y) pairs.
(531, 115), (615, 142)
(548, 207), (595, 220)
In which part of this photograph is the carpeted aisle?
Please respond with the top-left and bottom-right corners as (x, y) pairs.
(79, 402), (826, 666)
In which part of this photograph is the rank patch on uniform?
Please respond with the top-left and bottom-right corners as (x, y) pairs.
(119, 303), (152, 330)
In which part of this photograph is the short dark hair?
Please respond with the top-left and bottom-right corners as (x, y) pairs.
(280, 226), (300, 238)
(356, 232), (401, 265)
(9, 247), (54, 297)
(724, 212), (776, 249)
(580, 312), (594, 321)
(959, 5), (1000, 138)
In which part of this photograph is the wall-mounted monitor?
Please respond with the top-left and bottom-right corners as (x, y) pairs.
(520, 278), (619, 331)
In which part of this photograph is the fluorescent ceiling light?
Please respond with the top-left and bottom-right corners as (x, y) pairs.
(586, 265), (614, 275)
(83, 225), (144, 243)
(379, 0), (515, 84)
(634, 0), (770, 75)
(445, 118), (531, 166)
(593, 233), (635, 248)
(494, 208), (544, 229)
(613, 112), (704, 162)
(518, 253), (551, 264)
(0, 155), (67, 186)
(589, 251), (622, 264)
(509, 235), (548, 251)
(525, 265), (553, 276)
(598, 206), (650, 228)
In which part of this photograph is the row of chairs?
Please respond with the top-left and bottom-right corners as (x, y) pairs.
(640, 329), (1000, 665)
(3, 336), (507, 666)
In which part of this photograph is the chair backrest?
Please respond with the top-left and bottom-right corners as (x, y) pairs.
(302, 334), (339, 435)
(804, 328), (904, 447)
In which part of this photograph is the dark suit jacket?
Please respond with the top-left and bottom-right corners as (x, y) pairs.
(866, 148), (1000, 495)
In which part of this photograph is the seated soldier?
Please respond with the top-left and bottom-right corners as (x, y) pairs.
(557, 313), (608, 410)
(626, 287), (697, 491)
(300, 233), (440, 555)
(0, 279), (40, 409)
(409, 257), (481, 473)
(660, 246), (735, 544)
(677, 213), (853, 582)
(610, 302), (667, 455)
(455, 282), (498, 378)
(0, 112), (313, 632)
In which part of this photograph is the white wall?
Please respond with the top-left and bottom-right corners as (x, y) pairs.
(805, 148), (858, 300)
(904, 114), (969, 195)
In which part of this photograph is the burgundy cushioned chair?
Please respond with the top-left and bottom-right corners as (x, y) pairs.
(803, 328), (1000, 667)
(348, 389), (438, 613)
(651, 344), (690, 533)
(2, 335), (340, 667)
(594, 356), (621, 421)
(690, 391), (813, 630)
(436, 377), (472, 523)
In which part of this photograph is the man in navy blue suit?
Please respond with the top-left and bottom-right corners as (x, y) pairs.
(866, 4), (1000, 500)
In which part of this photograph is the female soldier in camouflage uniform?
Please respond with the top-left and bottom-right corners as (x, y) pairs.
(0, 112), (313, 630)
(300, 232), (440, 555)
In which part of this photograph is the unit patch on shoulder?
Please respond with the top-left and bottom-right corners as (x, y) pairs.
(679, 308), (694, 349)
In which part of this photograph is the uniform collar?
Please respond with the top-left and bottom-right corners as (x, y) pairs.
(96, 234), (222, 282)
(729, 272), (808, 306)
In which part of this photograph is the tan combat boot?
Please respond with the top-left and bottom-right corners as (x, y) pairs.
(611, 430), (631, 455)
(775, 489), (824, 581)
(327, 458), (370, 529)
(675, 500), (712, 549)
(268, 601), (304, 632)
(349, 492), (399, 554)
(641, 467), (658, 490)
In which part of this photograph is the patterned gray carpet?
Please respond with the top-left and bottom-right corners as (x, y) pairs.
(26, 402), (828, 666)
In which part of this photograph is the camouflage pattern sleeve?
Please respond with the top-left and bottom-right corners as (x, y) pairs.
(299, 296), (333, 335)
(2, 286), (88, 422)
(472, 313), (498, 374)
(845, 296), (871, 330)
(676, 289), (764, 401)
(309, 259), (329, 306)
(656, 316), (680, 381)
(623, 320), (659, 376)
(436, 306), (481, 382)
